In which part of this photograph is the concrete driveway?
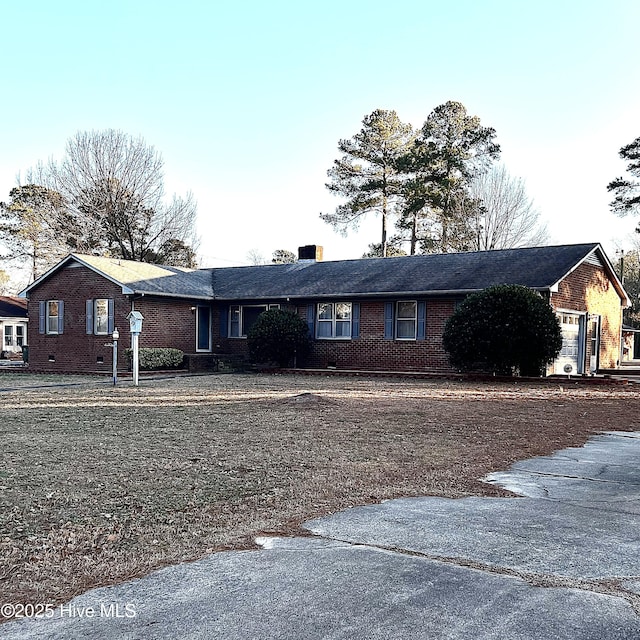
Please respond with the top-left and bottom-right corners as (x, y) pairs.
(4, 431), (640, 639)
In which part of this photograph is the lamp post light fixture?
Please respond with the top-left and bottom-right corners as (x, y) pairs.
(112, 328), (120, 386)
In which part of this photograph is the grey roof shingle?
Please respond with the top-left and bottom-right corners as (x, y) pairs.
(23, 243), (622, 303)
(207, 243), (602, 300)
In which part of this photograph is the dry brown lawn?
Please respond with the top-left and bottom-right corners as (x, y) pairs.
(1, 372), (639, 616)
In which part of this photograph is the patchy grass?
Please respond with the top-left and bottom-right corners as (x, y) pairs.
(1, 373), (639, 614)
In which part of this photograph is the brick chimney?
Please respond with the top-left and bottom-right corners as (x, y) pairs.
(298, 245), (323, 261)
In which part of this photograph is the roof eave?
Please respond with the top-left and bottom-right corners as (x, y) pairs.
(212, 286), (552, 302)
(129, 289), (213, 301)
(20, 253), (130, 297)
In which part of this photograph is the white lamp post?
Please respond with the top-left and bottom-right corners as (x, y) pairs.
(112, 328), (119, 386)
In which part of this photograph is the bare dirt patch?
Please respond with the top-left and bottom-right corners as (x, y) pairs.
(1, 373), (639, 615)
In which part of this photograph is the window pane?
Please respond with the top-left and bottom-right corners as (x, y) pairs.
(16, 326), (24, 346)
(95, 299), (108, 334)
(336, 303), (351, 320)
(230, 306), (240, 337)
(397, 301), (416, 319)
(335, 320), (351, 337)
(4, 326), (13, 346)
(318, 303), (333, 320)
(47, 300), (59, 334)
(396, 319), (416, 339)
(242, 306), (267, 336)
(317, 321), (333, 338)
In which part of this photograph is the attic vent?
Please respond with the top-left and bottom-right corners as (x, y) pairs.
(584, 252), (604, 268)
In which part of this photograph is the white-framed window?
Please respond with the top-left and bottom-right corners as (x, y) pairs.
(395, 301), (417, 340)
(16, 325), (24, 347)
(47, 300), (60, 334)
(229, 304), (280, 338)
(4, 325), (13, 347)
(39, 300), (63, 335)
(86, 299), (114, 335)
(317, 302), (352, 339)
(94, 299), (109, 335)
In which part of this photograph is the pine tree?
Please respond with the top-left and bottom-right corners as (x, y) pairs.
(400, 101), (500, 253)
(608, 136), (640, 221)
(321, 109), (414, 257)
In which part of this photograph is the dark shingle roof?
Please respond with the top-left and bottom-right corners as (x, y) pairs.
(22, 243), (625, 304)
(0, 296), (28, 317)
(207, 243), (603, 300)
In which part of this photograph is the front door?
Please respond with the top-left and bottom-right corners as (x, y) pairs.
(196, 306), (212, 352)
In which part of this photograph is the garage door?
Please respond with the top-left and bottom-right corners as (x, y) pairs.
(555, 312), (583, 375)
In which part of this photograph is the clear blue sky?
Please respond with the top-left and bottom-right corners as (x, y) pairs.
(1, 0), (639, 278)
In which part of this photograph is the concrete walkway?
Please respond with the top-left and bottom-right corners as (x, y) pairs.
(4, 432), (640, 639)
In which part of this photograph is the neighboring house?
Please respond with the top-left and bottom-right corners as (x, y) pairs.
(19, 243), (629, 376)
(622, 325), (640, 362)
(0, 296), (28, 357)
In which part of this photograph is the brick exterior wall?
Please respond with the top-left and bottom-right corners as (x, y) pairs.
(26, 258), (626, 374)
(212, 299), (457, 372)
(131, 296), (198, 353)
(26, 264), (202, 373)
(550, 261), (624, 370)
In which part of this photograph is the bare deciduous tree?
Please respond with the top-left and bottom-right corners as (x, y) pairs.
(27, 129), (199, 265)
(0, 269), (10, 294)
(246, 248), (267, 265)
(468, 164), (548, 250)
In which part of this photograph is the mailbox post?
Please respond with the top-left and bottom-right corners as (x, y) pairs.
(127, 311), (144, 387)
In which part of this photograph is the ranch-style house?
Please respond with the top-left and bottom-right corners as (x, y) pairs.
(20, 242), (629, 376)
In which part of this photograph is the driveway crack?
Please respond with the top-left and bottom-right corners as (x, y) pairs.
(311, 533), (640, 616)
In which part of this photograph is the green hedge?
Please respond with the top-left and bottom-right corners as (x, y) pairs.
(125, 347), (185, 370)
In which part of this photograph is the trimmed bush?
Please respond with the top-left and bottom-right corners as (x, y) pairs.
(442, 284), (563, 376)
(247, 309), (311, 367)
(125, 347), (184, 370)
